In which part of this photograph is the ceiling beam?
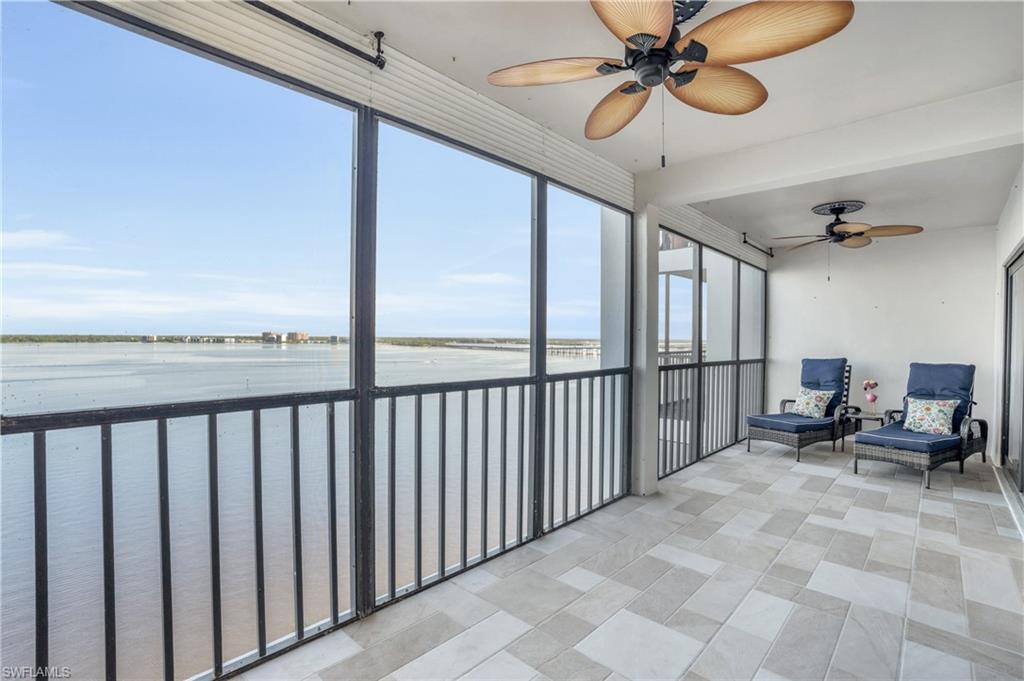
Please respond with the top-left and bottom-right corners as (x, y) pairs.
(636, 81), (1024, 207)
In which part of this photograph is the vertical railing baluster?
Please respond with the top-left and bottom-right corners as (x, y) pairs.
(290, 405), (304, 639)
(480, 389), (489, 560)
(587, 377), (594, 511)
(516, 386), (525, 545)
(327, 403), (339, 623)
(460, 391), (469, 570)
(414, 395), (423, 589)
(606, 372), (614, 493)
(574, 379), (582, 518)
(547, 382), (555, 530)
(481, 387), (489, 557)
(100, 425), (116, 681)
(620, 375), (628, 495)
(387, 397), (397, 600)
(438, 393), (447, 579)
(677, 369), (683, 470)
(670, 369), (678, 473)
(561, 380), (569, 525)
(157, 419), (174, 681)
(208, 414), (223, 676)
(252, 410), (267, 656)
(33, 431), (48, 677)
(499, 387), (508, 552)
(598, 376), (605, 504)
(658, 372), (665, 476)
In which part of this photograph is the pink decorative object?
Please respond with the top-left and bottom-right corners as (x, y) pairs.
(863, 379), (879, 414)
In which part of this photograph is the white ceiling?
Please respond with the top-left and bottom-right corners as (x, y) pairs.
(690, 144), (1023, 242)
(313, 1), (1023, 172)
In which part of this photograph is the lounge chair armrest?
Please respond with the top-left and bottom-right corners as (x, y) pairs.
(780, 399), (796, 413)
(960, 417), (988, 442)
(884, 409), (904, 424)
(834, 403), (859, 421)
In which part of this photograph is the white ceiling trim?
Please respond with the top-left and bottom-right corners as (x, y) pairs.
(638, 80), (1024, 207)
(101, 0), (635, 210)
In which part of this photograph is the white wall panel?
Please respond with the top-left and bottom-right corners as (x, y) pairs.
(100, 0), (633, 210)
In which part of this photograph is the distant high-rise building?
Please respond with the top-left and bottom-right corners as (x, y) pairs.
(286, 331), (309, 343)
(262, 331), (283, 343)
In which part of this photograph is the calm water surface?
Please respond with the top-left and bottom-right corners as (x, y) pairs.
(1, 343), (611, 679)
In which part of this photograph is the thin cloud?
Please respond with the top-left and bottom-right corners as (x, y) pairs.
(442, 272), (524, 286)
(2, 288), (343, 320)
(3, 230), (76, 250)
(3, 262), (148, 279)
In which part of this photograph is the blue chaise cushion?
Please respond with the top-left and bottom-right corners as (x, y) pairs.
(747, 413), (834, 434)
(854, 421), (961, 454)
(905, 363), (975, 431)
(801, 358), (847, 417)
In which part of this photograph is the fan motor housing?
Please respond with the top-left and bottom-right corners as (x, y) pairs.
(634, 52), (671, 87)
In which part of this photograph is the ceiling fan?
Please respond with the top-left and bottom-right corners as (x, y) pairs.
(774, 201), (925, 251)
(487, 0), (855, 140)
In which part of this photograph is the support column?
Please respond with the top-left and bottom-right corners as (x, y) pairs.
(631, 204), (660, 495)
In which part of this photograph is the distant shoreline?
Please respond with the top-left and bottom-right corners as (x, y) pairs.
(0, 335), (598, 348)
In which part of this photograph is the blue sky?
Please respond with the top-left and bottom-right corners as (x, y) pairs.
(1, 1), (616, 339)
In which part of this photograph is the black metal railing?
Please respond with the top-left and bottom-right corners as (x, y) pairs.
(543, 370), (630, 531)
(1, 368), (630, 681)
(2, 391), (359, 681)
(657, 364), (699, 477)
(657, 359), (764, 478)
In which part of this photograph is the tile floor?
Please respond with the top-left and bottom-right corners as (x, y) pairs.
(243, 440), (1023, 681)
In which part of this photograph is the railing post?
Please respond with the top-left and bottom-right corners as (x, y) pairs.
(529, 177), (547, 538)
(351, 106), (378, 618)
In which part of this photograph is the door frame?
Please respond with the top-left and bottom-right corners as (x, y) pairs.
(1001, 244), (1024, 491)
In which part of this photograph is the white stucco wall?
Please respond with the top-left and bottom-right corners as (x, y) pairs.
(766, 224), (998, 447)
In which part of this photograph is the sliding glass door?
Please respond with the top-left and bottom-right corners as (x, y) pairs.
(1003, 252), (1024, 491)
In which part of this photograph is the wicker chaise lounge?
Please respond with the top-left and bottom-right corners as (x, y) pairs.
(746, 358), (858, 461)
(853, 363), (987, 488)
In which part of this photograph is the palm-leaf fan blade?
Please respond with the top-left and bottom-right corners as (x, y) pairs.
(839, 235), (872, 248)
(487, 58), (623, 86)
(585, 80), (651, 139)
(832, 222), (871, 234)
(665, 64), (767, 115)
(787, 238), (828, 251)
(675, 1), (854, 66)
(591, 0), (676, 51)
(862, 225), (924, 237)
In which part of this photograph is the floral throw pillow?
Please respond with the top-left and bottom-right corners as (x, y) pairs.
(903, 397), (960, 435)
(791, 387), (835, 419)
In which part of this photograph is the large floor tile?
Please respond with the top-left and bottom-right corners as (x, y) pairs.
(690, 626), (770, 681)
(726, 590), (793, 642)
(576, 610), (704, 680)
(806, 561), (908, 616)
(479, 569), (583, 625)
(828, 604), (903, 681)
(459, 651), (537, 681)
(761, 605), (844, 681)
(392, 611), (531, 680)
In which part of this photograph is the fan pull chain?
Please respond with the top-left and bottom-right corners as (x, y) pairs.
(660, 85), (666, 168)
(827, 243), (832, 282)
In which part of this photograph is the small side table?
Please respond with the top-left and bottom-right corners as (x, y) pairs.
(847, 411), (886, 433)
